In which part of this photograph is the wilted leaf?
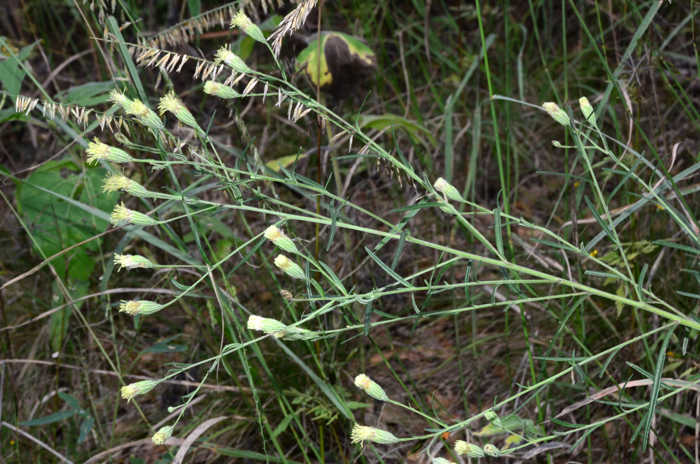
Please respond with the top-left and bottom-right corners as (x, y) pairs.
(296, 32), (377, 100)
(265, 154), (307, 172)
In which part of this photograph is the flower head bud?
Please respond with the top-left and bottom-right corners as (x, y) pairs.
(158, 91), (201, 131)
(350, 424), (399, 446)
(215, 47), (252, 74)
(110, 203), (158, 227)
(231, 10), (267, 43)
(454, 441), (484, 458)
(265, 225), (298, 253)
(127, 99), (164, 131)
(579, 96), (596, 125)
(552, 140), (564, 148)
(203, 81), (241, 99)
(280, 289), (293, 300)
(432, 459), (455, 464)
(121, 380), (158, 403)
(108, 89), (135, 113)
(151, 425), (173, 445)
(274, 255), (305, 280)
(274, 327), (320, 341)
(86, 138), (133, 165)
(542, 102), (570, 127)
(102, 173), (150, 197)
(483, 444), (500, 457)
(114, 253), (154, 271)
(247, 315), (286, 334)
(434, 177), (462, 202)
(119, 300), (164, 316)
(484, 410), (501, 427)
(354, 374), (388, 401)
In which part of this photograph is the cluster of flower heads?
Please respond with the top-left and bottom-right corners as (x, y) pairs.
(351, 373), (504, 459)
(104, 8), (335, 448)
(542, 96), (597, 128)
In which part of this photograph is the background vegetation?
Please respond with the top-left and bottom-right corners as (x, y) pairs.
(1, 0), (700, 463)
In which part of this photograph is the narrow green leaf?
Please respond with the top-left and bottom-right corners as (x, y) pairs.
(225, 237), (266, 279)
(389, 202), (444, 213)
(584, 195), (615, 249)
(536, 171), (590, 183)
(494, 206), (504, 257)
(326, 199), (337, 252)
(584, 270), (628, 281)
(391, 230), (408, 271)
(364, 246), (412, 288)
(639, 325), (678, 450)
(637, 263), (648, 297)
(599, 347), (620, 378)
(607, 154), (644, 204)
(272, 414), (294, 438)
(531, 238), (579, 253)
(653, 240), (700, 255)
(363, 300), (373, 336)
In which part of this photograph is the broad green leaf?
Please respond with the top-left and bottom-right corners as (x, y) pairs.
(55, 81), (116, 107)
(265, 154), (307, 172)
(141, 334), (187, 354)
(78, 417), (94, 444)
(359, 114), (437, 147)
(18, 165), (118, 278)
(0, 39), (39, 98)
(57, 392), (81, 411)
(20, 409), (77, 426)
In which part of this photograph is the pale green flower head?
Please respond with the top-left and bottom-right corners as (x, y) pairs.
(354, 373), (388, 401)
(542, 102), (570, 127)
(86, 138), (133, 165)
(102, 173), (150, 197)
(204, 81), (241, 99)
(151, 425), (173, 445)
(119, 300), (164, 316)
(350, 424), (398, 446)
(230, 10), (266, 43)
(108, 89), (135, 113)
(264, 225), (298, 254)
(158, 91), (199, 130)
(121, 380), (158, 403)
(110, 203), (158, 227)
(114, 253), (154, 271)
(214, 47), (252, 74)
(454, 440), (484, 458)
(274, 255), (305, 280)
(127, 99), (164, 131)
(579, 96), (596, 125)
